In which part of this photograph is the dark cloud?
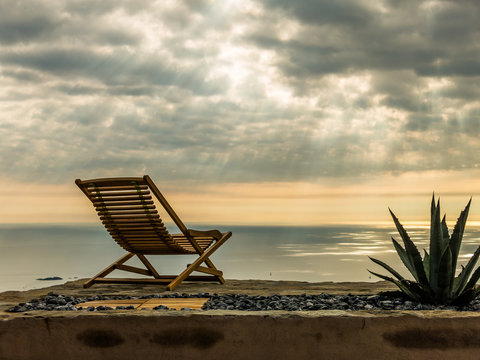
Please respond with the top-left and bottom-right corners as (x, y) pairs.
(0, 0), (58, 44)
(0, 48), (227, 95)
(1, 69), (43, 82)
(439, 79), (480, 100)
(64, 0), (155, 16)
(404, 114), (443, 132)
(416, 60), (480, 77)
(251, 0), (480, 79)
(0, 0), (143, 46)
(262, 0), (373, 27)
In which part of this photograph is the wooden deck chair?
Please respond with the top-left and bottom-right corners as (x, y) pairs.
(75, 175), (232, 291)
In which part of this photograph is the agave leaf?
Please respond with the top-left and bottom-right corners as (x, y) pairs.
(392, 237), (418, 281)
(430, 194), (436, 243)
(453, 275), (461, 293)
(441, 214), (450, 249)
(437, 247), (453, 303)
(454, 245), (480, 296)
(449, 198), (472, 276)
(399, 280), (428, 303)
(464, 265), (480, 292)
(453, 265), (465, 291)
(369, 256), (405, 281)
(458, 264), (465, 277)
(454, 287), (476, 306)
(423, 249), (430, 279)
(368, 270), (422, 302)
(389, 209), (429, 286)
(429, 198), (443, 292)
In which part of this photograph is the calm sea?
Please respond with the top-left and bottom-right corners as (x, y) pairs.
(1, 223), (480, 292)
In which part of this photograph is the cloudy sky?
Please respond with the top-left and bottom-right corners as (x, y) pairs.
(1, 0), (480, 225)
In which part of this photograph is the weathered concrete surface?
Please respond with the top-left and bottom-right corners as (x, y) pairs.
(2, 310), (480, 360)
(2, 280), (480, 360)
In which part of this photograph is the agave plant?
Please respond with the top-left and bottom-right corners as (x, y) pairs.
(369, 195), (480, 305)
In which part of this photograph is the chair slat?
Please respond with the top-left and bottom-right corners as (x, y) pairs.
(105, 223), (165, 229)
(107, 229), (162, 238)
(82, 178), (146, 187)
(93, 196), (152, 202)
(118, 234), (166, 238)
(100, 215), (160, 220)
(107, 227), (156, 232)
(96, 205), (156, 212)
(102, 218), (160, 224)
(86, 185), (148, 192)
(94, 200), (154, 207)
(99, 211), (159, 216)
(91, 191), (150, 197)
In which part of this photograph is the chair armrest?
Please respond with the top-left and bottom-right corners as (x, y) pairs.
(186, 229), (223, 240)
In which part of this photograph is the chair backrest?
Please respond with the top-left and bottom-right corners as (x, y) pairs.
(76, 177), (184, 254)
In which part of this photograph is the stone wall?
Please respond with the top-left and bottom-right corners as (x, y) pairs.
(1, 311), (480, 359)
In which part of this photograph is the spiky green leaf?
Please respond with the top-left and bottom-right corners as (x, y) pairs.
(441, 214), (450, 250)
(430, 194), (436, 242)
(423, 249), (430, 280)
(437, 247), (453, 303)
(368, 270), (422, 302)
(464, 265), (480, 292)
(369, 256), (405, 281)
(454, 245), (480, 296)
(392, 237), (418, 281)
(389, 209), (429, 286)
(450, 198), (472, 276)
(429, 198), (443, 292)
(453, 287), (476, 306)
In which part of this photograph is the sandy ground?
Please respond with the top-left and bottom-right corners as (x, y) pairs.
(0, 278), (397, 313)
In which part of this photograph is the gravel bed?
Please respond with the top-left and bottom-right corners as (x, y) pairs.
(6, 292), (480, 313)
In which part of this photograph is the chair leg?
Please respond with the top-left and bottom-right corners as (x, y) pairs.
(167, 231), (231, 291)
(83, 252), (135, 288)
(137, 254), (161, 278)
(188, 263), (225, 284)
(199, 259), (225, 284)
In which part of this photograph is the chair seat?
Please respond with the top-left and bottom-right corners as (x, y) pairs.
(171, 234), (216, 253)
(124, 235), (217, 255)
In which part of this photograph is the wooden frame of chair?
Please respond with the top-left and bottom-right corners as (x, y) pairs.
(75, 175), (232, 291)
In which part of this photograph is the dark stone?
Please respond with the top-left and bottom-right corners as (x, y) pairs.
(37, 277), (63, 281)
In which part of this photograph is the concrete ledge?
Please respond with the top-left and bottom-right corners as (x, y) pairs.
(2, 280), (480, 359)
(2, 310), (480, 359)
